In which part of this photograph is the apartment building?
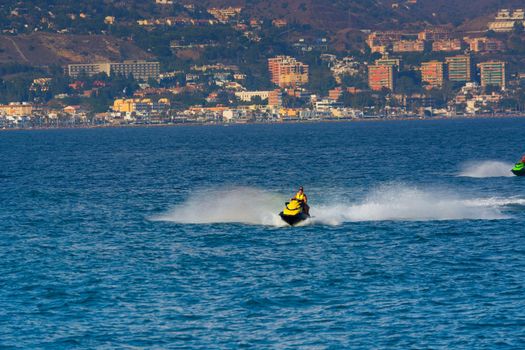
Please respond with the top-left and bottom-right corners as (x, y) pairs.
(393, 40), (424, 53)
(421, 61), (446, 88)
(368, 64), (395, 91)
(478, 61), (506, 89)
(445, 55), (472, 82)
(432, 39), (462, 52)
(67, 61), (160, 81)
(268, 56), (309, 88)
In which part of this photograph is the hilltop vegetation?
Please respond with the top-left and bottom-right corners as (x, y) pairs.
(0, 0), (522, 70)
(181, 0), (525, 30)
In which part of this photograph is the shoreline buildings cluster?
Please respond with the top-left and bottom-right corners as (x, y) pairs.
(2, 8), (525, 129)
(369, 54), (506, 91)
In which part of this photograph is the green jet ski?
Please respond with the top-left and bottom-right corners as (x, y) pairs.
(279, 198), (310, 226)
(512, 162), (525, 176)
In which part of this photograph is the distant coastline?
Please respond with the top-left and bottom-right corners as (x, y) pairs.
(2, 113), (525, 132)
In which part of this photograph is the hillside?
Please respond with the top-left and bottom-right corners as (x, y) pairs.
(410, 0), (525, 26)
(0, 0), (523, 68)
(0, 33), (152, 66)
(182, 0), (525, 30)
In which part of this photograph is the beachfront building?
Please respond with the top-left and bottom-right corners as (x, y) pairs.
(478, 61), (506, 90)
(421, 61), (446, 89)
(268, 89), (283, 107)
(368, 64), (395, 91)
(0, 102), (34, 116)
(445, 55), (472, 83)
(112, 98), (170, 114)
(268, 56), (309, 88)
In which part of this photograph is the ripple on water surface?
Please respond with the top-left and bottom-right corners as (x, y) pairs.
(0, 120), (525, 348)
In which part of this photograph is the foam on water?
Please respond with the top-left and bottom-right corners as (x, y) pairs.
(155, 185), (515, 226)
(458, 160), (514, 178)
(311, 185), (510, 225)
(152, 187), (287, 226)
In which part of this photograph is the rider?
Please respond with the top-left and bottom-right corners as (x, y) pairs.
(293, 186), (309, 215)
(521, 155), (525, 163)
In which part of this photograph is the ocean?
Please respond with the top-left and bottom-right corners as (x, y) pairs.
(1, 119), (524, 348)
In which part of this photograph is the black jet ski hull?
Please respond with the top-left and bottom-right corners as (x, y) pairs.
(279, 212), (310, 226)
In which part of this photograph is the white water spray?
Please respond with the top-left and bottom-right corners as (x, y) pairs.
(311, 185), (509, 225)
(153, 185), (516, 226)
(151, 187), (287, 226)
(458, 160), (514, 178)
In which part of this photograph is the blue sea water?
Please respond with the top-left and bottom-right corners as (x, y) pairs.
(1, 119), (525, 349)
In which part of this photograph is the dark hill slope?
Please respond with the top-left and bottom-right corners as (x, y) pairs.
(0, 33), (152, 66)
(184, 0), (525, 31)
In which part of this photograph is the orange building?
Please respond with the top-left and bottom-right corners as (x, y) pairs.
(328, 87), (343, 100)
(421, 61), (446, 88)
(393, 40), (425, 53)
(467, 37), (504, 52)
(346, 87), (362, 94)
(418, 28), (451, 41)
(268, 56), (309, 88)
(272, 19), (287, 28)
(368, 64), (395, 91)
(375, 56), (402, 71)
(268, 89), (283, 107)
(366, 31), (405, 53)
(0, 102), (34, 116)
(432, 39), (462, 52)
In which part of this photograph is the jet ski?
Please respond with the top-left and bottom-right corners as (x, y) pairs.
(512, 162), (525, 176)
(279, 198), (310, 226)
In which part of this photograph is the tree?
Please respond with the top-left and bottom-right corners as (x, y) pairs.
(341, 91), (376, 109)
(500, 98), (518, 111)
(426, 82), (457, 107)
(215, 91), (231, 106)
(340, 73), (368, 89)
(514, 21), (524, 34)
(486, 30), (497, 38)
(282, 94), (307, 108)
(307, 64), (336, 96)
(396, 71), (422, 95)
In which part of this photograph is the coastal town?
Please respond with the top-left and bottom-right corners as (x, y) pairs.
(1, 4), (525, 129)
(4, 3), (525, 347)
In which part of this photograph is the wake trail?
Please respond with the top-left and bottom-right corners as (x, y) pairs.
(151, 187), (287, 226)
(153, 185), (520, 226)
(458, 160), (514, 178)
(311, 185), (510, 225)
